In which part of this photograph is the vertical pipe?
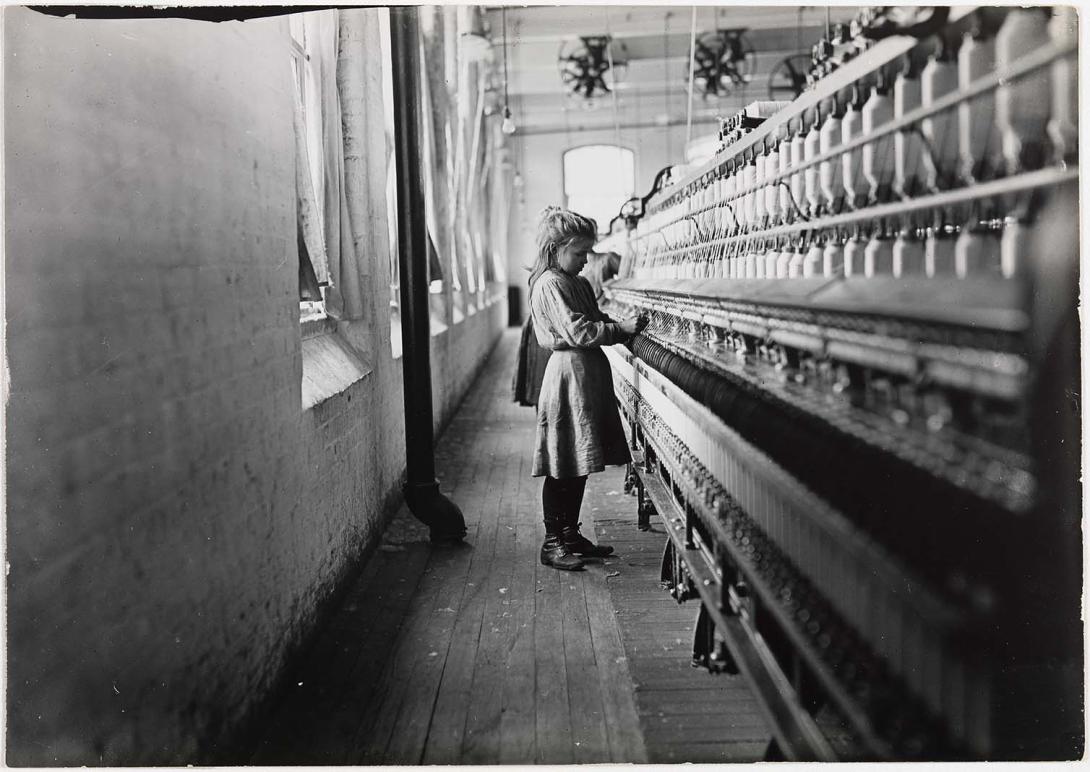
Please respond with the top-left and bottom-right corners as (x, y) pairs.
(685, 5), (697, 146)
(389, 6), (467, 542)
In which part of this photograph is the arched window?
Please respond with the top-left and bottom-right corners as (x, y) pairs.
(563, 145), (635, 235)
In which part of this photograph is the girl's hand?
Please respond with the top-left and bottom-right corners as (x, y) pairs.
(619, 315), (649, 336)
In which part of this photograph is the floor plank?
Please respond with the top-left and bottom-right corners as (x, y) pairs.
(497, 514), (539, 764)
(561, 572), (611, 763)
(583, 551), (650, 763)
(533, 563), (574, 764)
(459, 448), (520, 764)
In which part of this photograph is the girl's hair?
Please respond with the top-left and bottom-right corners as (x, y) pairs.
(528, 206), (598, 288)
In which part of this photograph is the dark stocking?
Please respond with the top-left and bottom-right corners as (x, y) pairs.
(543, 475), (613, 558)
(539, 475), (588, 570)
(542, 475), (587, 521)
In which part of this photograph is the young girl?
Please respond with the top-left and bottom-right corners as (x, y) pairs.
(529, 207), (647, 571)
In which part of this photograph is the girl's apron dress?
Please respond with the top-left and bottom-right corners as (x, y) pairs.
(529, 270), (631, 479)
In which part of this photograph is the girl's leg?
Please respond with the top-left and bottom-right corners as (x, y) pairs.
(540, 476), (584, 571)
(560, 475), (614, 557)
(542, 475), (566, 518)
(561, 475), (588, 514)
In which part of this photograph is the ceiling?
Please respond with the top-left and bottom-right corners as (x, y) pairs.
(484, 5), (859, 136)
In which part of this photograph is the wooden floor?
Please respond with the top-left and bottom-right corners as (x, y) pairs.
(250, 329), (771, 764)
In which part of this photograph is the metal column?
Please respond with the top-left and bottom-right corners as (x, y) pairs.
(389, 6), (466, 542)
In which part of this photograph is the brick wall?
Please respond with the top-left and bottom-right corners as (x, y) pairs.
(5, 8), (503, 764)
(431, 300), (508, 431)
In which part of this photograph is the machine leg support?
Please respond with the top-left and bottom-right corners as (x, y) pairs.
(637, 482), (654, 531)
(691, 603), (740, 675)
(660, 538), (698, 603)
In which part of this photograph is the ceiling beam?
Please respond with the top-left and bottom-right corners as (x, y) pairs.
(507, 50), (805, 97)
(486, 6), (856, 44)
(505, 23), (834, 64)
(512, 115), (722, 137)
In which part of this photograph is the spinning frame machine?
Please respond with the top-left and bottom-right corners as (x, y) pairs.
(596, 6), (1081, 761)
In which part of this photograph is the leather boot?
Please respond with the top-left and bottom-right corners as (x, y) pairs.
(561, 520), (614, 558)
(541, 517), (584, 571)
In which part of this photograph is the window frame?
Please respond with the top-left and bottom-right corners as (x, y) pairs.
(291, 12), (330, 321)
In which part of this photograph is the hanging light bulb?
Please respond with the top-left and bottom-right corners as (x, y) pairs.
(501, 105), (517, 135)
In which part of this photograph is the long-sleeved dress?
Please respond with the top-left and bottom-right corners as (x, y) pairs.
(530, 269), (631, 479)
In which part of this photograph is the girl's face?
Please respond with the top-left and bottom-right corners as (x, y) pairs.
(556, 237), (596, 276)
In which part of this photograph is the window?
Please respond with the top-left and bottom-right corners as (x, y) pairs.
(290, 12), (330, 322)
(378, 9), (403, 358)
(563, 144), (635, 235)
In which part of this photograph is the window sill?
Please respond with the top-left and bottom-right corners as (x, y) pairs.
(301, 327), (372, 410)
(302, 314), (337, 340)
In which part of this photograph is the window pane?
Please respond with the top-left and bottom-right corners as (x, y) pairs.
(563, 145), (635, 234)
